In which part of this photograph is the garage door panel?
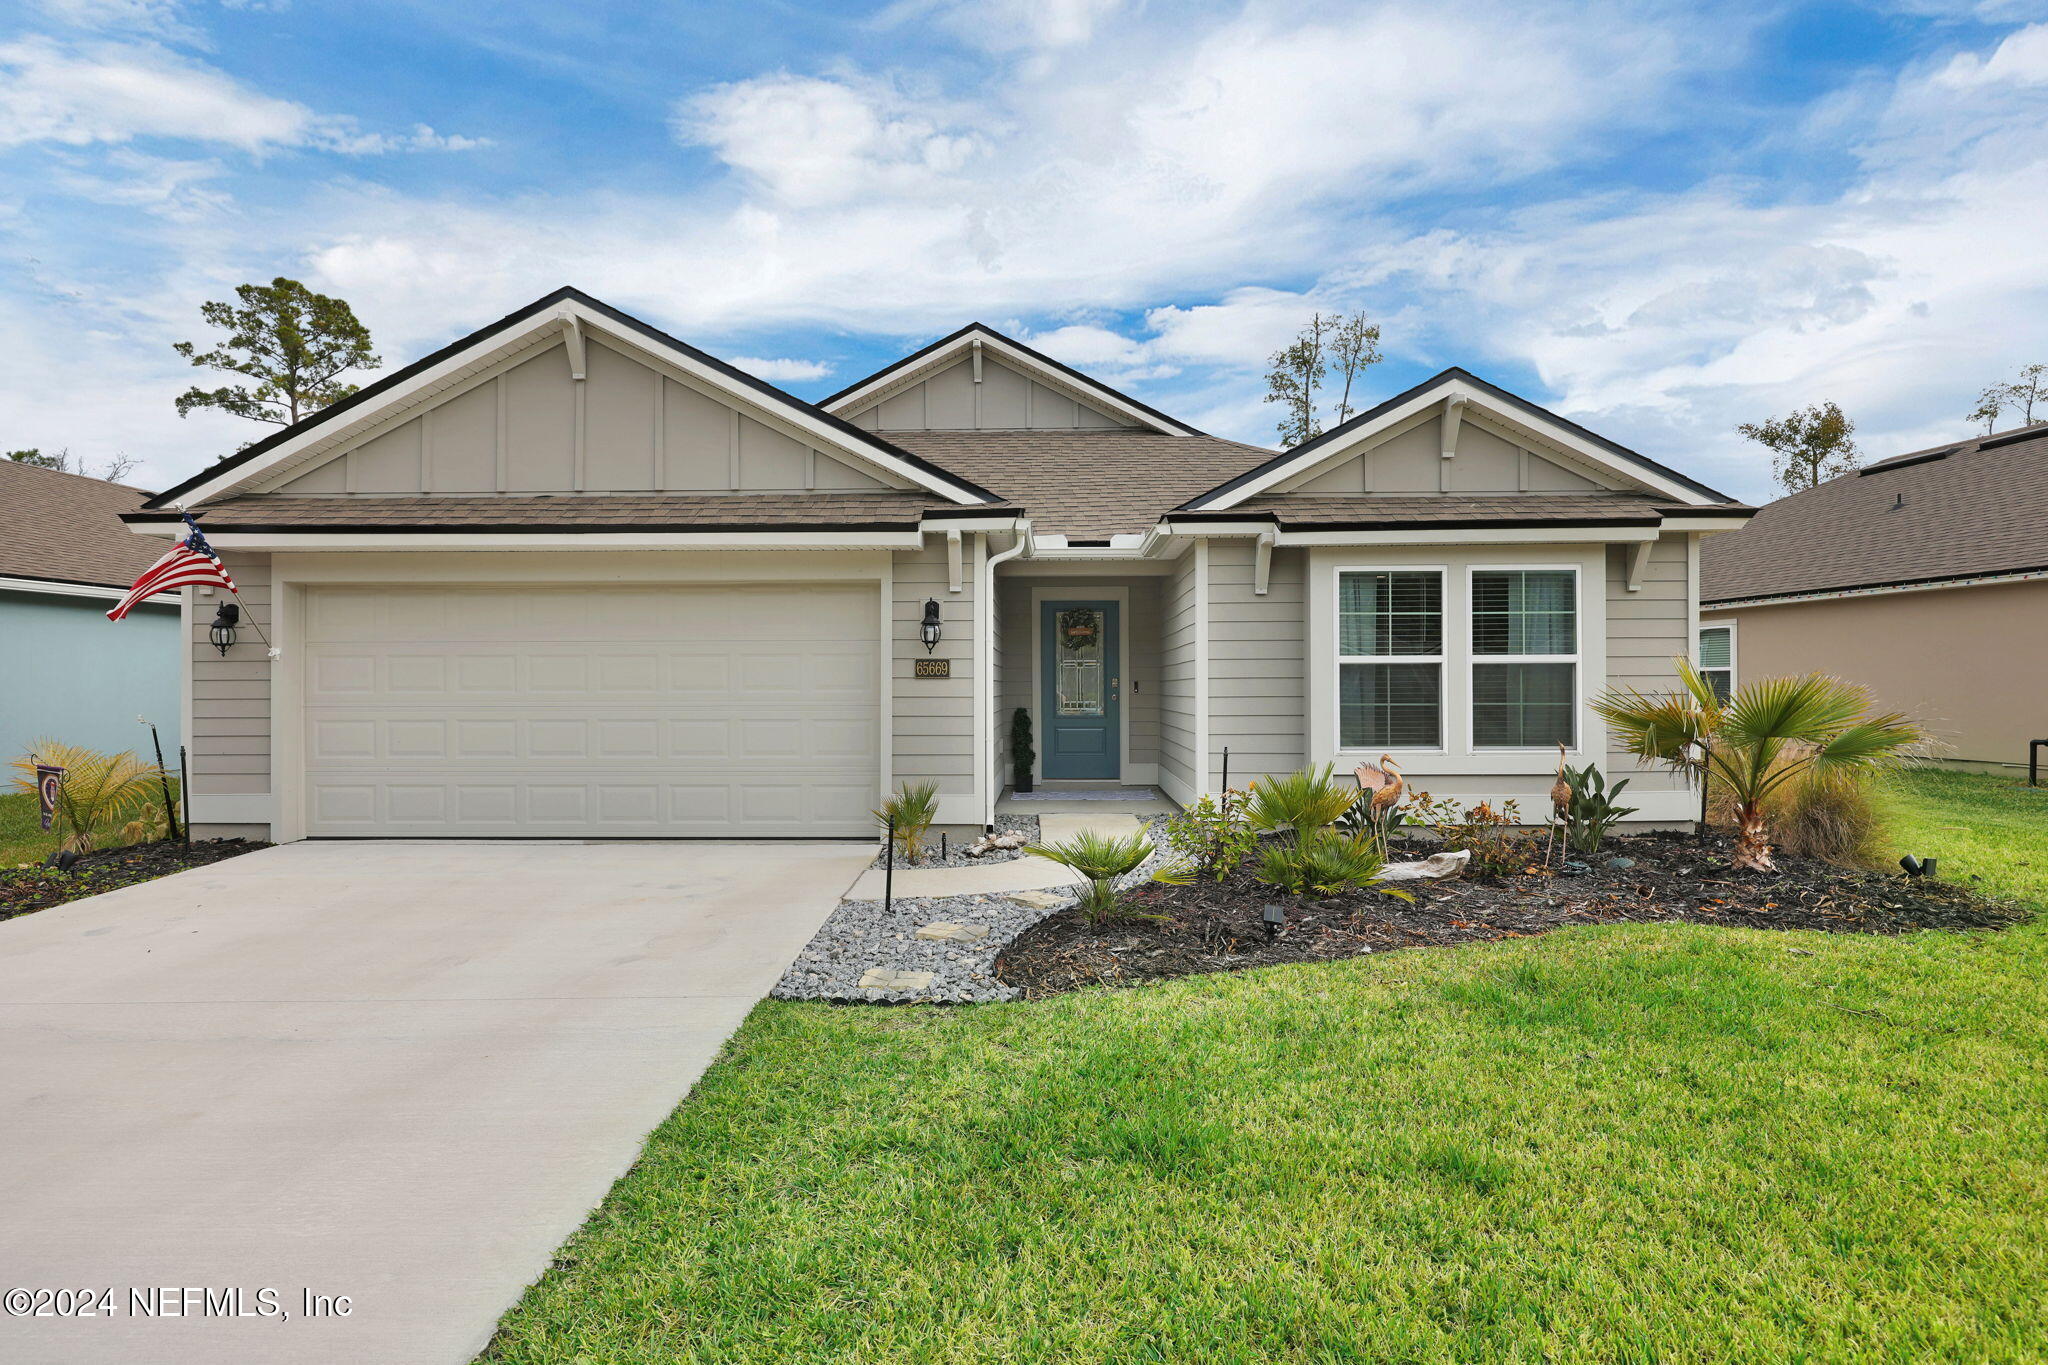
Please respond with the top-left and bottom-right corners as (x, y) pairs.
(303, 583), (879, 837)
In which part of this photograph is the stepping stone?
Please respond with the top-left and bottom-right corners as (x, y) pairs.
(915, 921), (991, 943)
(858, 967), (935, 991)
(1008, 890), (1067, 910)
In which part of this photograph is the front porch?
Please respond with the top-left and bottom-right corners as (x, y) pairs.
(994, 562), (1175, 802)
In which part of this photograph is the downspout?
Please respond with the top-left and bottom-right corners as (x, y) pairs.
(981, 519), (1034, 829)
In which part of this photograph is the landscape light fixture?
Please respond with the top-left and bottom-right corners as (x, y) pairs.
(921, 598), (942, 653)
(1262, 903), (1287, 941)
(209, 602), (240, 656)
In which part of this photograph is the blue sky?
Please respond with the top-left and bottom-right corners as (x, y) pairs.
(4, 0), (2046, 501)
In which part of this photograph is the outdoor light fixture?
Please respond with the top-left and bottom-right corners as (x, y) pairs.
(208, 602), (240, 656)
(920, 598), (942, 653)
(1262, 903), (1287, 941)
(1900, 855), (1938, 878)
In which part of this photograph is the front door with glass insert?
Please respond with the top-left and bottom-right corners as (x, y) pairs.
(1040, 600), (1120, 781)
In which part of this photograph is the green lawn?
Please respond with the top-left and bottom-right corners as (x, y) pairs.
(481, 768), (2048, 1363)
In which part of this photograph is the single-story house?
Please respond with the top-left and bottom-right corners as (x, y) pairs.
(2, 459), (181, 762)
(126, 287), (1753, 842)
(1701, 420), (2048, 773)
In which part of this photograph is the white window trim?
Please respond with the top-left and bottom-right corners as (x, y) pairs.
(1332, 564), (1449, 756)
(1698, 620), (1736, 696)
(1465, 563), (1581, 753)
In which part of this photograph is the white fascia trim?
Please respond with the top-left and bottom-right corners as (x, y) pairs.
(1160, 521), (1659, 546)
(187, 531), (928, 552)
(167, 300), (990, 509)
(824, 327), (1198, 437)
(1186, 378), (1717, 511)
(921, 515), (1023, 535)
(0, 574), (175, 604)
(1704, 566), (2048, 611)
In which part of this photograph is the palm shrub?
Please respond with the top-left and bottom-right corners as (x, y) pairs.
(1241, 764), (1360, 838)
(872, 780), (941, 863)
(8, 741), (167, 855)
(1595, 659), (1925, 871)
(1255, 829), (1413, 900)
(1024, 829), (1155, 922)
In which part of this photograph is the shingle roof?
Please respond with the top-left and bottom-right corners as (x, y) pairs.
(1700, 422), (2048, 604)
(130, 492), (993, 533)
(882, 429), (1276, 537)
(1204, 492), (1696, 529)
(0, 460), (162, 590)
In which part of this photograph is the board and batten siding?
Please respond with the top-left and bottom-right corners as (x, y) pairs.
(1603, 534), (1691, 798)
(1158, 547), (1202, 806)
(891, 538), (983, 828)
(265, 338), (898, 496)
(188, 551), (272, 839)
(1206, 540), (1306, 790)
(845, 356), (1133, 432)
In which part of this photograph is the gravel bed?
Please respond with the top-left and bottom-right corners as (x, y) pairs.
(780, 817), (1170, 1005)
(866, 814), (1038, 870)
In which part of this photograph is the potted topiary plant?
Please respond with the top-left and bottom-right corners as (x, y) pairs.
(1010, 707), (1035, 794)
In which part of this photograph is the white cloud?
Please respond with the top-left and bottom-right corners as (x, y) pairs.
(0, 38), (483, 155)
(0, 38), (309, 149)
(1931, 21), (2048, 87)
(729, 355), (833, 383)
(676, 73), (984, 208)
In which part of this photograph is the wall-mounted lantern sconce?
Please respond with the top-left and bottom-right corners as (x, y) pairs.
(920, 598), (942, 654)
(209, 602), (240, 656)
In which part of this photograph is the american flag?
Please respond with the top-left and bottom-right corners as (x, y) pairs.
(107, 513), (237, 621)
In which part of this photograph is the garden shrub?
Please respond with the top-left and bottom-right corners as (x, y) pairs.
(873, 780), (940, 863)
(1253, 829), (1410, 899)
(1410, 793), (1541, 878)
(1770, 768), (1889, 868)
(1160, 791), (1258, 883)
(1241, 765), (1360, 837)
(8, 741), (168, 855)
(1025, 829), (1156, 922)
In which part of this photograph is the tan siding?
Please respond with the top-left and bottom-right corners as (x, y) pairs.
(849, 356), (1137, 432)
(891, 541), (980, 806)
(1208, 542), (1304, 788)
(1604, 535), (1689, 793)
(1706, 577), (2048, 768)
(189, 553), (271, 809)
(1159, 551), (1200, 799)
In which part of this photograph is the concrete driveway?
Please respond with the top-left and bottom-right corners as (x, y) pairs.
(0, 840), (866, 1365)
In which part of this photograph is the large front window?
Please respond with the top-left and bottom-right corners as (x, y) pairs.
(1470, 568), (1577, 748)
(1337, 570), (1442, 748)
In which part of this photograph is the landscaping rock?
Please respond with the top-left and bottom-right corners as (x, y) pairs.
(858, 967), (936, 992)
(868, 814), (1037, 870)
(915, 921), (991, 943)
(1008, 890), (1068, 910)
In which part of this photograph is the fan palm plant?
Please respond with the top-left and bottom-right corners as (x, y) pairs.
(873, 780), (941, 863)
(1594, 660), (1924, 871)
(8, 741), (167, 855)
(1240, 764), (1360, 838)
(1024, 829), (1154, 922)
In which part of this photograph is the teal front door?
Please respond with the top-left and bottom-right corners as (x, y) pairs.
(1040, 600), (1120, 782)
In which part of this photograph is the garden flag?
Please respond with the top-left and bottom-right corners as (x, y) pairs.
(107, 513), (237, 621)
(35, 763), (64, 831)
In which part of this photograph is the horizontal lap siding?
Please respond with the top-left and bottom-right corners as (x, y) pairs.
(1604, 536), (1689, 793)
(1209, 542), (1304, 789)
(1126, 580), (1163, 769)
(1159, 551), (1199, 799)
(892, 541), (978, 801)
(190, 553), (271, 794)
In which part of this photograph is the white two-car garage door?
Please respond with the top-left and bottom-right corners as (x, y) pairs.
(302, 582), (880, 837)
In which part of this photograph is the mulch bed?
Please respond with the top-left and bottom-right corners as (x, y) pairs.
(0, 839), (268, 924)
(995, 831), (2028, 999)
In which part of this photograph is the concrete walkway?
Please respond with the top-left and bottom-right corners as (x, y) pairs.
(0, 840), (867, 1365)
(844, 813), (1144, 900)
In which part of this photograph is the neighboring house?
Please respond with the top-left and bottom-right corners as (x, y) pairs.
(1, 460), (181, 762)
(1701, 421), (2048, 773)
(124, 287), (1752, 842)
